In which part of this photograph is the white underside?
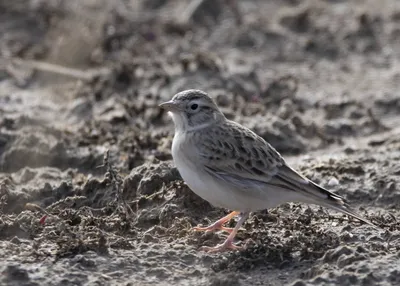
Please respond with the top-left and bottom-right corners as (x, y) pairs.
(172, 131), (306, 212)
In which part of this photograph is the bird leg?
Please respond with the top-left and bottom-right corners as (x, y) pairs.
(192, 211), (240, 233)
(200, 212), (250, 252)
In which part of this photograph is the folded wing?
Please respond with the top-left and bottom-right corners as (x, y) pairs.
(197, 120), (379, 229)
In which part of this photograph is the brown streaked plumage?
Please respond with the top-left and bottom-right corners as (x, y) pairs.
(160, 89), (381, 252)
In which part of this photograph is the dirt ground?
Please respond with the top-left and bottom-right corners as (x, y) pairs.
(1, 0), (400, 285)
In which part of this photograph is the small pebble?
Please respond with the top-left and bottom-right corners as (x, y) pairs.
(172, 243), (185, 250)
(327, 177), (339, 187)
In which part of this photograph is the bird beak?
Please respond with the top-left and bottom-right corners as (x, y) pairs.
(159, 100), (181, 112)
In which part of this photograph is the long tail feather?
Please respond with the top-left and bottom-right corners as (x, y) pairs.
(308, 181), (382, 231)
(277, 164), (382, 230)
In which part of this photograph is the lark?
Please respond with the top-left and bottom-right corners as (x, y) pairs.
(160, 89), (379, 252)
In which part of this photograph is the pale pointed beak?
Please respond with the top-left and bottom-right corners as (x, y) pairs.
(159, 100), (181, 112)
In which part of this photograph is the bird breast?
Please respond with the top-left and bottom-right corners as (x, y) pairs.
(171, 132), (230, 207)
(171, 131), (261, 211)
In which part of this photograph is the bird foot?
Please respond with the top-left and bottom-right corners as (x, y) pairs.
(192, 211), (239, 234)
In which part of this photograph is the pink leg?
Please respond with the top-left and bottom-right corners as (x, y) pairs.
(192, 211), (240, 234)
(200, 212), (250, 253)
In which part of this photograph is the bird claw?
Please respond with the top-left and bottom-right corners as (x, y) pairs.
(220, 226), (234, 233)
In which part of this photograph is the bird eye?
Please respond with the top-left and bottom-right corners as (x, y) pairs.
(190, 103), (198, 110)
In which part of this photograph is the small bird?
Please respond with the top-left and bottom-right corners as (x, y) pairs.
(159, 89), (379, 252)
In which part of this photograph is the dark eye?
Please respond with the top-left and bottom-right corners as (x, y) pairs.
(190, 103), (198, 110)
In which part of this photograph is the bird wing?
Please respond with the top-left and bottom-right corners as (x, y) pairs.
(196, 120), (379, 229)
(198, 120), (329, 200)
(197, 120), (284, 181)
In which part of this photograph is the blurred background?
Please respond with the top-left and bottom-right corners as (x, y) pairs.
(1, 0), (399, 172)
(1, 0), (400, 285)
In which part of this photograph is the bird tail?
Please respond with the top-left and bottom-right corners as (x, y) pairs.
(307, 180), (382, 231)
(275, 164), (381, 230)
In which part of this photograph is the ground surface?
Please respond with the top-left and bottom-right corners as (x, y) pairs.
(0, 0), (400, 285)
